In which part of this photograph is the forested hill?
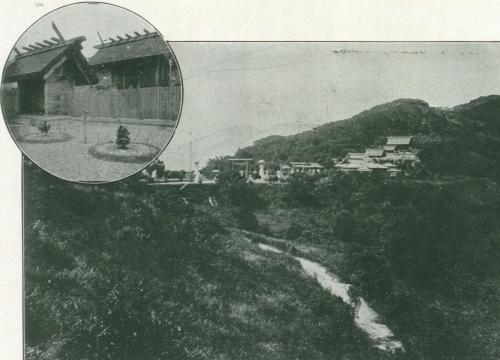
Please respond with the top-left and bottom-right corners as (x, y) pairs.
(223, 95), (500, 178)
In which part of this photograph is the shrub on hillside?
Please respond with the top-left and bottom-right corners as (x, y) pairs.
(336, 178), (500, 359)
(234, 207), (260, 231)
(286, 223), (305, 240)
(282, 172), (319, 207)
(216, 169), (264, 209)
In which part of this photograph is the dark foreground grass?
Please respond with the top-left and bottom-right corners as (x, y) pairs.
(24, 162), (390, 360)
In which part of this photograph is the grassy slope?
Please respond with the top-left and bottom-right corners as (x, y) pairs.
(243, 175), (500, 360)
(24, 163), (389, 360)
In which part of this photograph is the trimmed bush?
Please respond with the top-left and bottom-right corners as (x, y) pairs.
(116, 125), (131, 149)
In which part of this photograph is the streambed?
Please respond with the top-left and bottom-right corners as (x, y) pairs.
(257, 243), (403, 353)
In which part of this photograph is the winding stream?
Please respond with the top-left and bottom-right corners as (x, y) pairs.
(257, 243), (404, 353)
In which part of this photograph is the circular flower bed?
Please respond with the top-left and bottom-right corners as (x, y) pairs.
(89, 142), (160, 163)
(18, 132), (72, 144)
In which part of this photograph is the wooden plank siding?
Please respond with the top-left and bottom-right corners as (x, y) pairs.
(45, 72), (73, 115)
(1, 88), (19, 119)
(60, 86), (181, 120)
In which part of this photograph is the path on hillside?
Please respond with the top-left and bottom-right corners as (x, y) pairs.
(255, 241), (404, 353)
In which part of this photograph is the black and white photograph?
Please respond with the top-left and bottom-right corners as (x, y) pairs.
(2, 2), (182, 182)
(22, 40), (500, 359)
(2, 2), (500, 360)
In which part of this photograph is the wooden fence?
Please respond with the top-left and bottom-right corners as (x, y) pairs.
(61, 86), (181, 120)
(1, 88), (18, 119)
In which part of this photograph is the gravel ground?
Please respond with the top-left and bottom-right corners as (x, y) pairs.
(13, 118), (174, 182)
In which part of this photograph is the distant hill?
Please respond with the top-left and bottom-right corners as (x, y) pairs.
(162, 122), (317, 169)
(162, 125), (265, 170)
(222, 95), (500, 179)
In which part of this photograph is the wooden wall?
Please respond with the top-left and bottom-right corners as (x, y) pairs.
(60, 86), (181, 121)
(1, 87), (19, 119)
(46, 73), (73, 115)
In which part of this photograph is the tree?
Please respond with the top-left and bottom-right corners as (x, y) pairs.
(283, 172), (319, 206)
(155, 161), (165, 179)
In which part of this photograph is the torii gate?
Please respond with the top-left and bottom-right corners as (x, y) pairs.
(228, 158), (253, 179)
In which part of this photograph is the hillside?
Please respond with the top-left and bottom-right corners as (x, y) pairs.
(247, 173), (500, 360)
(161, 122), (315, 170)
(24, 154), (500, 359)
(221, 95), (500, 178)
(23, 95), (500, 360)
(161, 125), (265, 170)
(23, 162), (387, 360)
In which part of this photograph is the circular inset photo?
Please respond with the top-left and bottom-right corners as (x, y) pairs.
(1, 2), (182, 183)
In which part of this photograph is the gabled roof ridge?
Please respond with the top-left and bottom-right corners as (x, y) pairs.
(94, 31), (161, 49)
(16, 36), (86, 59)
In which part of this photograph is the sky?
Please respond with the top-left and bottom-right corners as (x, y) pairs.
(6, 5), (500, 169)
(12, 2), (156, 59)
(161, 42), (500, 169)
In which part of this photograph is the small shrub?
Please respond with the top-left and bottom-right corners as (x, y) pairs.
(234, 207), (260, 231)
(286, 223), (305, 240)
(216, 170), (264, 209)
(38, 121), (51, 135)
(116, 125), (130, 149)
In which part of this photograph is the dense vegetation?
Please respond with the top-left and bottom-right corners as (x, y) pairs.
(205, 96), (500, 180)
(248, 171), (500, 360)
(24, 162), (385, 360)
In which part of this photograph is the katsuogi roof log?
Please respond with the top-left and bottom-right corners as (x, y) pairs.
(3, 36), (88, 83)
(88, 30), (172, 66)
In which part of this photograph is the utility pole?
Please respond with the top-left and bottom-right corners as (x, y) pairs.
(188, 131), (192, 182)
(83, 110), (88, 144)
